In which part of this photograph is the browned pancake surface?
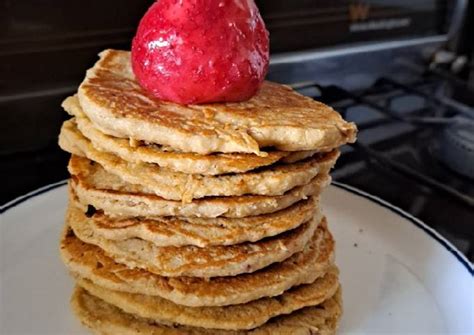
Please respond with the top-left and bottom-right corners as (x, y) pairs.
(67, 204), (319, 277)
(60, 220), (334, 307)
(78, 195), (319, 247)
(71, 286), (342, 335)
(78, 50), (356, 154)
(63, 95), (319, 175)
(68, 156), (331, 218)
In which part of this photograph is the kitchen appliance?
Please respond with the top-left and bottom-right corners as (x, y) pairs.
(1, 0), (472, 260)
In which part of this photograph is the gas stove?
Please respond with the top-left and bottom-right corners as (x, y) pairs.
(302, 74), (474, 261)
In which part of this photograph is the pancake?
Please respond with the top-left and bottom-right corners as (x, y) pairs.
(75, 266), (339, 331)
(67, 204), (319, 277)
(77, 49), (356, 155)
(63, 95), (319, 176)
(60, 220), (334, 307)
(59, 120), (339, 202)
(71, 286), (342, 335)
(69, 158), (331, 218)
(76, 195), (320, 247)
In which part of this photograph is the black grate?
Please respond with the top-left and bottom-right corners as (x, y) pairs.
(294, 74), (474, 261)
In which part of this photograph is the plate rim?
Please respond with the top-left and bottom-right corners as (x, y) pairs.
(1, 179), (472, 275)
(0, 179), (69, 213)
(332, 181), (473, 275)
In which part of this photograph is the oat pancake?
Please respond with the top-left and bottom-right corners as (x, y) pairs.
(76, 195), (320, 247)
(60, 220), (334, 307)
(75, 266), (339, 331)
(69, 158), (331, 218)
(72, 286), (341, 335)
(77, 49), (356, 154)
(67, 204), (319, 277)
(63, 95), (319, 175)
(59, 121), (338, 201)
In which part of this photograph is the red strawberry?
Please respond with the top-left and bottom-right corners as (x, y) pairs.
(132, 0), (269, 104)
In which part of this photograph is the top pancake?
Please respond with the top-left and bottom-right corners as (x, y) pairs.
(78, 49), (356, 155)
(63, 95), (318, 176)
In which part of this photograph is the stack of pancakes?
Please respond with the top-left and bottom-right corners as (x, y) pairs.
(58, 50), (357, 334)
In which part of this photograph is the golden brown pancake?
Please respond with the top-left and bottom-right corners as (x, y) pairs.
(60, 220), (334, 307)
(75, 266), (339, 331)
(67, 203), (319, 277)
(68, 159), (331, 218)
(63, 95), (319, 176)
(59, 120), (339, 202)
(75, 195), (320, 247)
(77, 49), (356, 155)
(71, 286), (342, 335)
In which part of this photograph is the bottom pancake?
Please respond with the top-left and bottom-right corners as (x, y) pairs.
(75, 266), (339, 331)
(71, 286), (342, 335)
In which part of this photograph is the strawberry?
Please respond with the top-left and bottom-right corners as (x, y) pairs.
(132, 0), (269, 104)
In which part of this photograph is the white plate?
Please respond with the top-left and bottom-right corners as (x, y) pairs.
(1, 181), (472, 334)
